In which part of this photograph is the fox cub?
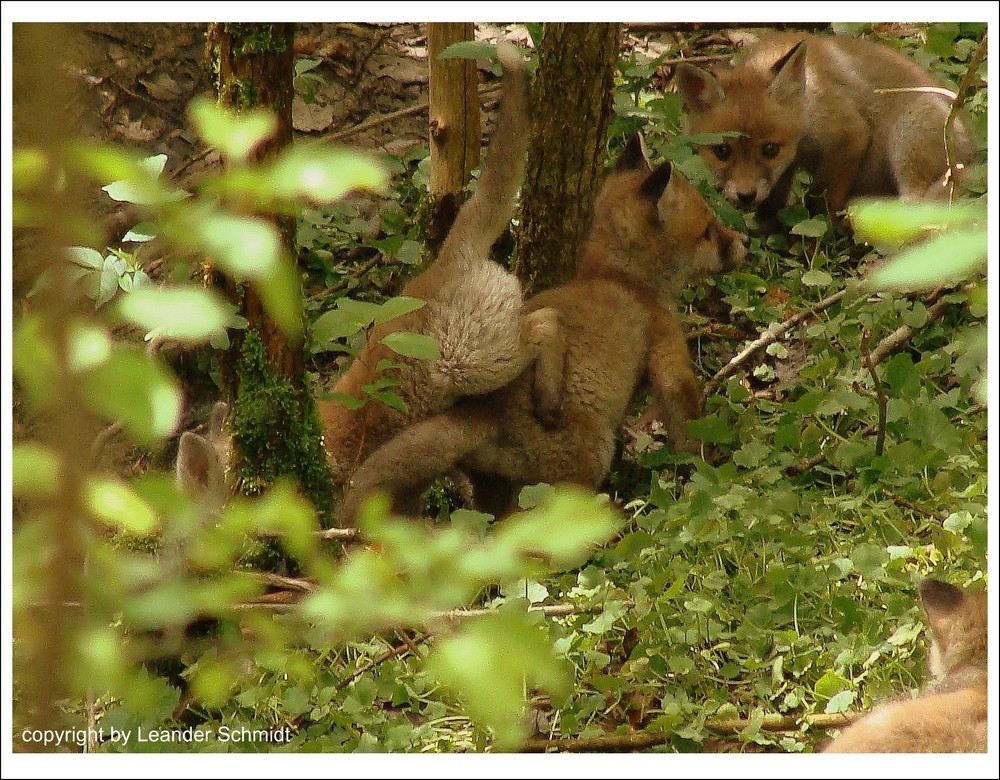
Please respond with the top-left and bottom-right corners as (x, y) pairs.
(824, 578), (988, 753)
(675, 33), (973, 226)
(318, 43), (560, 486)
(337, 135), (747, 523)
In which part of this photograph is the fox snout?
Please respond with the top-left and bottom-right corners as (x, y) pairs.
(722, 178), (768, 209)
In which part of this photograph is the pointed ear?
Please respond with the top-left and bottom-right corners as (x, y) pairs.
(767, 40), (807, 105)
(176, 431), (220, 495)
(209, 402), (229, 437)
(616, 132), (651, 171)
(640, 161), (673, 201)
(674, 62), (726, 112)
(919, 578), (965, 640)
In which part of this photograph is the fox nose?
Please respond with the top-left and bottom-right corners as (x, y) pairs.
(736, 190), (757, 207)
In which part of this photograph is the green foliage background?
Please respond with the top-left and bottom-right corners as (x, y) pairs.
(11, 22), (988, 755)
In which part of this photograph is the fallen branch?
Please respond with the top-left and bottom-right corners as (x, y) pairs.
(337, 631), (430, 690)
(521, 711), (856, 752)
(702, 289), (849, 402)
(851, 295), (951, 384)
(326, 81), (502, 143)
(879, 488), (950, 524)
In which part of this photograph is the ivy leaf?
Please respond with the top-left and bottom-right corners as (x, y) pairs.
(437, 40), (497, 61)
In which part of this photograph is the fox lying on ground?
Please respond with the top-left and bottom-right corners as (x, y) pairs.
(318, 42), (561, 488)
(337, 134), (747, 523)
(824, 578), (988, 753)
(675, 32), (973, 228)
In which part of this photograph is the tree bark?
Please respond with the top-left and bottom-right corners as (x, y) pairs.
(206, 23), (334, 524)
(514, 23), (622, 294)
(426, 22), (481, 251)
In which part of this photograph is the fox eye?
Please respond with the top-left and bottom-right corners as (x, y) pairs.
(712, 143), (731, 161)
(761, 142), (780, 159)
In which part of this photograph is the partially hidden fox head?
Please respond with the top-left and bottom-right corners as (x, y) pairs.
(675, 41), (807, 211)
(175, 401), (231, 509)
(583, 132), (746, 296)
(920, 578), (988, 689)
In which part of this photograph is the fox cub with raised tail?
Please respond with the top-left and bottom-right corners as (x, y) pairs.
(675, 33), (973, 226)
(337, 135), (747, 523)
(319, 43), (561, 486)
(824, 578), (988, 753)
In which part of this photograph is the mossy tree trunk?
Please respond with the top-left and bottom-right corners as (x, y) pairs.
(206, 23), (334, 524)
(514, 23), (622, 294)
(425, 22), (481, 251)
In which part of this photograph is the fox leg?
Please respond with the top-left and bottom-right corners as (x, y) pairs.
(645, 310), (701, 454)
(337, 406), (496, 525)
(521, 307), (566, 428)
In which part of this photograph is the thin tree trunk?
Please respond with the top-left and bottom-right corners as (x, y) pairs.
(426, 22), (481, 250)
(206, 23), (334, 523)
(515, 23), (622, 293)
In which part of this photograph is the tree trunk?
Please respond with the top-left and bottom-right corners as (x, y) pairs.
(426, 23), (481, 250)
(206, 23), (334, 526)
(514, 23), (622, 293)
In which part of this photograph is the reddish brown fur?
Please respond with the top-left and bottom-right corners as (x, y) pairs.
(676, 33), (973, 227)
(337, 137), (746, 523)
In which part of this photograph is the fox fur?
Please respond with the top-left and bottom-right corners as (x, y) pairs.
(675, 33), (973, 225)
(337, 135), (747, 523)
(824, 578), (988, 753)
(318, 43), (561, 487)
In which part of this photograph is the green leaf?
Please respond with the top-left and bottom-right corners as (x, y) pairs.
(849, 198), (984, 246)
(269, 144), (386, 202)
(373, 296), (426, 325)
(850, 543), (889, 579)
(495, 487), (621, 570)
(866, 228), (987, 291)
(194, 214), (282, 281)
(255, 261), (303, 340)
(801, 269), (833, 287)
(188, 96), (277, 163)
(121, 222), (158, 243)
(12, 148), (49, 190)
(68, 246), (105, 269)
(791, 217), (828, 238)
(379, 331), (441, 360)
(312, 308), (367, 344)
(79, 348), (182, 445)
(319, 391), (366, 411)
(116, 287), (232, 343)
(815, 670), (851, 699)
(437, 40), (497, 61)
(12, 443), (61, 498)
(427, 611), (571, 749)
(825, 690), (856, 714)
(84, 476), (159, 536)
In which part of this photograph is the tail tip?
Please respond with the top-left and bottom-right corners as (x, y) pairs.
(496, 41), (526, 74)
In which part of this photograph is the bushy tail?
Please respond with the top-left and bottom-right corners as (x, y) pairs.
(437, 42), (530, 263)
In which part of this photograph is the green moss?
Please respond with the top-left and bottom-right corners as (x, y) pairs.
(230, 329), (334, 527)
(224, 23), (288, 57)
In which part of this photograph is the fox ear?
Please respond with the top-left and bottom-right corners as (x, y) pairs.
(768, 40), (807, 105)
(640, 161), (673, 201)
(616, 132), (651, 171)
(674, 62), (726, 112)
(919, 578), (965, 643)
(176, 431), (222, 496)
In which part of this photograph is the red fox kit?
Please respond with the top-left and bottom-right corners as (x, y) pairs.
(824, 578), (988, 753)
(337, 135), (747, 523)
(675, 33), (973, 226)
(318, 43), (560, 486)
